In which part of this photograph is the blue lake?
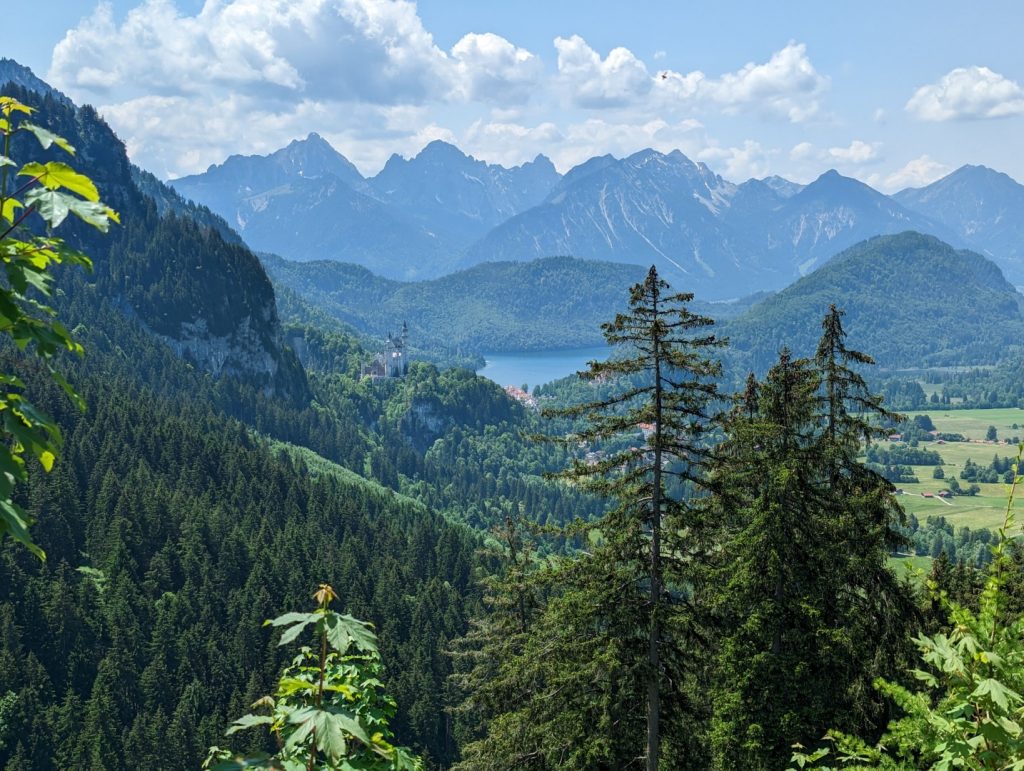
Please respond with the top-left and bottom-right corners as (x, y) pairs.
(478, 346), (609, 389)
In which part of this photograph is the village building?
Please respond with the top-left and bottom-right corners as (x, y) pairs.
(504, 385), (538, 409)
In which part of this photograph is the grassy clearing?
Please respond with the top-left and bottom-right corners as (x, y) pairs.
(876, 407), (1024, 531)
(888, 554), (932, 583)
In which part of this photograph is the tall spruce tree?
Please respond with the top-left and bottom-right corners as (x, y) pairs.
(812, 304), (916, 735)
(459, 266), (724, 768)
(709, 309), (916, 767)
(709, 350), (829, 768)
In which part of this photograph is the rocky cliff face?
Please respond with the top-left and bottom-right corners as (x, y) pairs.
(1, 70), (309, 402)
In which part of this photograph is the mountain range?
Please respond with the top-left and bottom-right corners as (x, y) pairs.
(171, 132), (1024, 298)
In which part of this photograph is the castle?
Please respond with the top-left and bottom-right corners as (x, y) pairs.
(361, 321), (409, 379)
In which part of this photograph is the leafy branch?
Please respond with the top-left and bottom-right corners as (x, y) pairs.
(0, 94), (118, 559)
(206, 584), (423, 771)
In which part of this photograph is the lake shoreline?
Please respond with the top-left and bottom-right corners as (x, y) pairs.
(477, 345), (609, 390)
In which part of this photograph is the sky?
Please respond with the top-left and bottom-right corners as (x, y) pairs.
(5, 0), (1024, 189)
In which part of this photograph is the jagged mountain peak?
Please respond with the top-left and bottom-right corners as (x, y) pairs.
(760, 175), (804, 198)
(183, 132), (362, 187)
(790, 168), (893, 206)
(366, 139), (561, 250)
(530, 154), (556, 171)
(901, 163), (1021, 196)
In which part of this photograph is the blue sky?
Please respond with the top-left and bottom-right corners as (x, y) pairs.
(7, 1), (1024, 188)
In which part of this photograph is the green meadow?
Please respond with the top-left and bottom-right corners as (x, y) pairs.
(876, 407), (1024, 531)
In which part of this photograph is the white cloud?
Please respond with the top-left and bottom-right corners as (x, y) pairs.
(450, 33), (544, 104)
(554, 35), (653, 108)
(553, 37), (826, 121)
(51, 0), (453, 105)
(789, 141), (816, 160)
(698, 140), (774, 180)
(558, 118), (706, 170)
(47, 0), (550, 175)
(463, 120), (564, 167)
(653, 69), (706, 103)
(787, 139), (881, 167)
(703, 42), (828, 121)
(906, 66), (1024, 121)
(45, 4), (833, 180)
(877, 155), (951, 192)
(828, 139), (881, 164)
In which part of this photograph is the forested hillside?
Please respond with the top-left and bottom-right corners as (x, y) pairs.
(3, 81), (307, 400)
(724, 231), (1024, 374)
(261, 254), (648, 351)
(0, 79), (599, 769)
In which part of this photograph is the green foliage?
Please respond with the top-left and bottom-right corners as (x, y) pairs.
(447, 518), (548, 769)
(208, 585), (422, 771)
(793, 445), (1024, 770)
(0, 94), (116, 558)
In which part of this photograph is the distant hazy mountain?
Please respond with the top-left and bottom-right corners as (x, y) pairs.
(724, 231), (1024, 372)
(170, 132), (1024, 298)
(173, 132), (364, 224)
(171, 136), (558, 279)
(764, 169), (957, 276)
(760, 175), (804, 198)
(463, 153), (955, 299)
(171, 135), (459, 279)
(222, 175), (453, 278)
(463, 149), (785, 298)
(367, 140), (561, 247)
(895, 164), (1024, 284)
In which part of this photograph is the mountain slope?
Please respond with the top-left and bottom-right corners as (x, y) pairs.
(462, 149), (779, 298)
(227, 175), (453, 278)
(171, 135), (458, 278)
(0, 57), (71, 104)
(261, 254), (649, 351)
(368, 140), (561, 248)
(895, 165), (1024, 284)
(2, 75), (307, 399)
(724, 231), (1024, 372)
(172, 132), (365, 224)
(462, 155), (957, 299)
(769, 170), (959, 275)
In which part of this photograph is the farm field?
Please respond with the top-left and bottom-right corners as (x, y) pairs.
(872, 407), (1024, 531)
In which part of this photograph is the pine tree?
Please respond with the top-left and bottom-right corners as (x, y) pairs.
(467, 266), (724, 768)
(710, 308), (918, 766)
